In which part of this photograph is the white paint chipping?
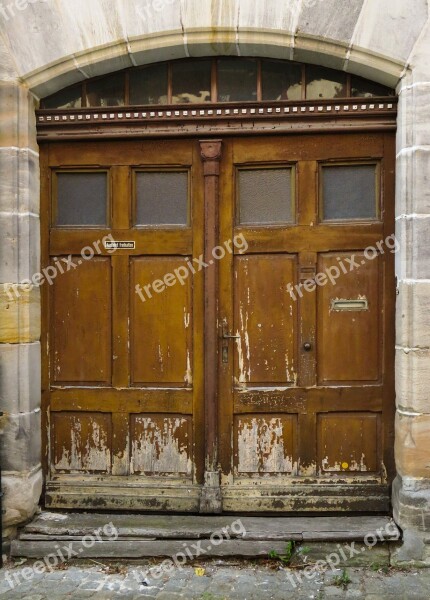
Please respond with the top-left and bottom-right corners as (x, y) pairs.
(184, 350), (192, 385)
(131, 417), (192, 475)
(56, 417), (110, 473)
(237, 417), (293, 474)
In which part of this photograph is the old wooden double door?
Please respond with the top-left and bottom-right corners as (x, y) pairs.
(42, 132), (395, 512)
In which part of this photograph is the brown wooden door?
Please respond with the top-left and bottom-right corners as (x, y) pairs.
(218, 133), (395, 512)
(42, 132), (395, 513)
(42, 140), (205, 510)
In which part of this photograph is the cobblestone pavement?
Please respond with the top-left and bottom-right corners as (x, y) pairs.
(1, 559), (430, 599)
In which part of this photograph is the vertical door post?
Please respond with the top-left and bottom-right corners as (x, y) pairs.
(199, 139), (222, 513)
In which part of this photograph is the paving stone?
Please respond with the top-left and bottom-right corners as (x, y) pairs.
(325, 585), (348, 596)
(0, 562), (429, 599)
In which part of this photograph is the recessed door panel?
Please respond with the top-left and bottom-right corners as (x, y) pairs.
(130, 414), (192, 477)
(234, 415), (297, 475)
(233, 254), (297, 385)
(51, 412), (112, 474)
(318, 413), (380, 474)
(317, 252), (381, 384)
(52, 257), (112, 385)
(131, 257), (193, 386)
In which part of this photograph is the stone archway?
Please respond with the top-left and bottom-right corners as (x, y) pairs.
(1, 0), (430, 561)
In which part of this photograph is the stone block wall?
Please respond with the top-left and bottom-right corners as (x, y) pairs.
(0, 77), (42, 542)
(392, 18), (430, 563)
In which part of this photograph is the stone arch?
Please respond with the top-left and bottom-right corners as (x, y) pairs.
(22, 30), (408, 100)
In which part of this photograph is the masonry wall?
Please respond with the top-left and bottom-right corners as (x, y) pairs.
(0, 0), (430, 560)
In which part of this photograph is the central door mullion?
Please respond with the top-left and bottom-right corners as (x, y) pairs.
(199, 139), (223, 513)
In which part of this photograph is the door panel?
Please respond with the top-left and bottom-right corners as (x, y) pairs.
(219, 133), (395, 512)
(234, 415), (298, 476)
(234, 255), (297, 385)
(130, 414), (192, 477)
(51, 412), (113, 474)
(52, 257), (112, 385)
(317, 252), (381, 384)
(130, 257), (193, 385)
(317, 412), (380, 474)
(42, 140), (204, 510)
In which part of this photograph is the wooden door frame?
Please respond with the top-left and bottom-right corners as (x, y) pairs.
(38, 99), (397, 513)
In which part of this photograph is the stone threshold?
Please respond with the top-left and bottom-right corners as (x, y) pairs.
(11, 513), (401, 559)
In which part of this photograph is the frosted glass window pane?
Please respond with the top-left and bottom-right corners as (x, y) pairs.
(56, 173), (107, 226)
(217, 59), (257, 102)
(322, 165), (377, 221)
(262, 61), (302, 101)
(238, 169), (293, 225)
(351, 76), (393, 98)
(130, 64), (168, 105)
(172, 60), (211, 104)
(43, 85), (82, 109)
(306, 65), (347, 100)
(86, 73), (125, 107)
(136, 172), (188, 226)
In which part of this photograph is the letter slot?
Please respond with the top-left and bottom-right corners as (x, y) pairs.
(330, 298), (369, 312)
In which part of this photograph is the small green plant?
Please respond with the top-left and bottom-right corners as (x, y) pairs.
(268, 540), (295, 565)
(332, 568), (351, 589)
(298, 545), (311, 555)
(370, 562), (389, 574)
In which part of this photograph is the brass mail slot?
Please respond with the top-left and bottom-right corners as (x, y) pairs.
(330, 298), (369, 312)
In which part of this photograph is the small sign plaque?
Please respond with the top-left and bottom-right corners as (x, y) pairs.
(104, 240), (136, 250)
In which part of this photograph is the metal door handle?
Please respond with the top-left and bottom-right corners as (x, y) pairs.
(221, 319), (240, 363)
(221, 319), (240, 340)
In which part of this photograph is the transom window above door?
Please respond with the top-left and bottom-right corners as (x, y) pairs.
(41, 57), (394, 109)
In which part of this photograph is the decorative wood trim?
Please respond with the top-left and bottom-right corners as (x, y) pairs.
(199, 139), (222, 514)
(36, 98), (397, 141)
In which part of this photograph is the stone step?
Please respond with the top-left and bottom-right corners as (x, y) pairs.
(11, 513), (401, 559)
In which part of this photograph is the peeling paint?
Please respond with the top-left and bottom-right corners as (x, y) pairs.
(322, 453), (369, 472)
(56, 417), (110, 473)
(237, 303), (251, 383)
(299, 461), (317, 476)
(157, 344), (164, 372)
(236, 417), (294, 474)
(184, 350), (192, 385)
(131, 417), (192, 476)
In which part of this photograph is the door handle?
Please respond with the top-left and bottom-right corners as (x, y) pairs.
(221, 319), (240, 363)
(221, 318), (240, 340)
